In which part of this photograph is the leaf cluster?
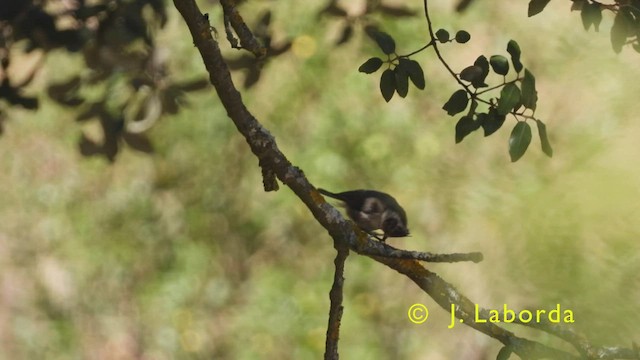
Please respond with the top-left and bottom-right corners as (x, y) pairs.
(531, 0), (640, 53)
(444, 40), (552, 162)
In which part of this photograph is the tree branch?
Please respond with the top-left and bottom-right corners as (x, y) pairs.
(325, 239), (349, 360)
(171, 0), (637, 358)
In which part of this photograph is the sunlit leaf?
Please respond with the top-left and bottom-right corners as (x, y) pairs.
(442, 89), (469, 116)
(509, 121), (532, 162)
(380, 69), (396, 101)
(536, 119), (553, 157)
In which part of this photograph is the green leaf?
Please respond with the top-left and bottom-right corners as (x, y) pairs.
(509, 122), (532, 162)
(479, 108), (506, 136)
(536, 119), (553, 157)
(394, 65), (409, 98)
(521, 69), (538, 111)
(403, 59), (425, 90)
(455, 30), (471, 43)
(373, 32), (396, 54)
(358, 57), (383, 74)
(471, 55), (489, 88)
(435, 29), (450, 43)
(380, 69), (396, 102)
(442, 89), (469, 116)
(497, 83), (521, 115)
(455, 116), (478, 143)
(506, 40), (523, 73)
(581, 2), (602, 31)
(611, 10), (633, 53)
(489, 55), (510, 76)
(460, 65), (483, 82)
(528, 0), (551, 17)
(496, 346), (513, 360)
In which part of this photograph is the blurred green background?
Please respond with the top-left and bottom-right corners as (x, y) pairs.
(2, 1), (640, 359)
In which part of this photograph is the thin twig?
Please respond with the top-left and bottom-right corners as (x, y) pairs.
(324, 239), (349, 360)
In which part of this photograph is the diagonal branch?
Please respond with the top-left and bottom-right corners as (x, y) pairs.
(171, 1), (637, 358)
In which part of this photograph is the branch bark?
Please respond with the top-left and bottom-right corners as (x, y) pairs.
(172, 0), (638, 358)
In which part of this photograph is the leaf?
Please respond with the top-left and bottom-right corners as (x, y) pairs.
(506, 40), (523, 73)
(509, 122), (532, 162)
(442, 89), (469, 116)
(359, 57), (383, 74)
(460, 65), (483, 82)
(435, 29), (450, 42)
(378, 4), (417, 17)
(611, 10), (633, 53)
(336, 23), (354, 45)
(471, 55), (489, 88)
(380, 69), (396, 102)
(581, 2), (602, 31)
(403, 59), (425, 89)
(455, 30), (471, 43)
(394, 66), (409, 98)
(479, 108), (506, 136)
(455, 115), (478, 143)
(536, 119), (553, 157)
(497, 83), (521, 115)
(496, 346), (513, 360)
(489, 55), (510, 76)
(528, 0), (551, 17)
(373, 32), (396, 54)
(521, 69), (538, 110)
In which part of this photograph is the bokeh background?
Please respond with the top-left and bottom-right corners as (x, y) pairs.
(2, 1), (640, 359)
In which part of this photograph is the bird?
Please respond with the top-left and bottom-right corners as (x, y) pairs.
(318, 188), (409, 241)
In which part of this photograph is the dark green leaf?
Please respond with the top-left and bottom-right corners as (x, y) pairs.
(455, 115), (478, 143)
(479, 108), (506, 136)
(403, 59), (425, 90)
(471, 55), (490, 88)
(373, 32), (396, 54)
(611, 11), (633, 53)
(358, 57), (383, 74)
(394, 66), (409, 98)
(435, 29), (450, 43)
(442, 89), (469, 116)
(490, 55), (510, 76)
(380, 69), (396, 102)
(506, 40), (523, 73)
(509, 122), (532, 162)
(528, 0), (551, 17)
(496, 346), (513, 360)
(536, 119), (553, 157)
(460, 65), (483, 82)
(521, 69), (538, 110)
(497, 83), (521, 115)
(455, 30), (471, 43)
(581, 2), (602, 31)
